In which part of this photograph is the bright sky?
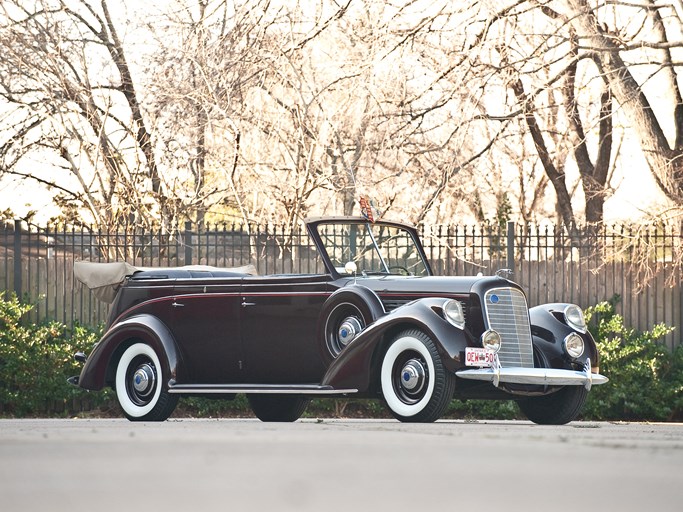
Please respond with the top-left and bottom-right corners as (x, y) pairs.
(0, 0), (674, 226)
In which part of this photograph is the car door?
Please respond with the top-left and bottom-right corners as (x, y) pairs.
(170, 277), (243, 384)
(240, 275), (330, 384)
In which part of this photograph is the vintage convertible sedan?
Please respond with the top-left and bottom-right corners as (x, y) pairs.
(70, 217), (607, 424)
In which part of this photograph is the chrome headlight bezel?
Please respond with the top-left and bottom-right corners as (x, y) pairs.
(564, 305), (587, 333)
(481, 329), (502, 353)
(443, 299), (465, 329)
(563, 332), (585, 359)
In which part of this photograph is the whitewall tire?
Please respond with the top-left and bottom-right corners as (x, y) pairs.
(380, 329), (455, 423)
(115, 342), (178, 421)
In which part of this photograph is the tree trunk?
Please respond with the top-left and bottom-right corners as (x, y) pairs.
(563, 0), (683, 204)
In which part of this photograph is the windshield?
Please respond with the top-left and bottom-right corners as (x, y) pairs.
(316, 222), (429, 277)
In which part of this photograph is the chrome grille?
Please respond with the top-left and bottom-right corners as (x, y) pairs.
(484, 287), (534, 368)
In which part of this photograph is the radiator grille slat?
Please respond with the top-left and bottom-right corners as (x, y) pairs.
(381, 298), (411, 312)
(484, 288), (534, 368)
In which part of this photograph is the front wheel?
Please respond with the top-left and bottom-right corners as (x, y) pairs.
(247, 394), (309, 422)
(380, 329), (455, 423)
(115, 343), (178, 422)
(517, 385), (589, 425)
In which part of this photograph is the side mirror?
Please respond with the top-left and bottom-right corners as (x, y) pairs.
(344, 261), (357, 276)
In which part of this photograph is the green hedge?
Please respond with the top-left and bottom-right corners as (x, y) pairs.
(0, 295), (681, 420)
(0, 295), (112, 416)
(582, 298), (682, 421)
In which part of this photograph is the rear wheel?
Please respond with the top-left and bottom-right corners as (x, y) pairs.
(380, 329), (455, 423)
(115, 343), (178, 422)
(517, 385), (589, 425)
(247, 394), (309, 422)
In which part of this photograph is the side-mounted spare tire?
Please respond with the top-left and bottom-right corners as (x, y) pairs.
(317, 286), (385, 364)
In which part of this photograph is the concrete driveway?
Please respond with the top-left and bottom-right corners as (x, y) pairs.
(1, 418), (681, 512)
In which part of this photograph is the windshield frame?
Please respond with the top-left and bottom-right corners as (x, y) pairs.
(305, 217), (434, 279)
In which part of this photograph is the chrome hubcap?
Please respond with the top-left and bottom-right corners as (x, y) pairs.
(400, 359), (426, 394)
(132, 363), (155, 397)
(338, 317), (363, 347)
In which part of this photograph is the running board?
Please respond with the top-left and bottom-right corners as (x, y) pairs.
(168, 383), (358, 395)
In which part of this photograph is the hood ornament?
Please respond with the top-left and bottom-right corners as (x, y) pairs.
(495, 268), (514, 279)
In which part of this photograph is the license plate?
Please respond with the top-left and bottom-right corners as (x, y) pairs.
(465, 347), (496, 367)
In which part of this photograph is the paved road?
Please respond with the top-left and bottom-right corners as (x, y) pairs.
(1, 418), (681, 511)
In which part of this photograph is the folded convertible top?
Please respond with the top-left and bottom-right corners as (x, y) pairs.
(74, 261), (257, 303)
(73, 261), (138, 303)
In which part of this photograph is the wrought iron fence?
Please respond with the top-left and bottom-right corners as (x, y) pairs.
(1, 219), (681, 348)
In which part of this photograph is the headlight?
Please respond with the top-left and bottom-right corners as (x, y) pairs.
(443, 299), (465, 329)
(564, 305), (586, 332)
(563, 332), (585, 359)
(481, 329), (502, 353)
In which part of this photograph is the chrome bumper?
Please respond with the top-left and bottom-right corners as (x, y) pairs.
(455, 358), (608, 391)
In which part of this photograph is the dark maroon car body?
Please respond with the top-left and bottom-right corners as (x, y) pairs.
(70, 217), (607, 424)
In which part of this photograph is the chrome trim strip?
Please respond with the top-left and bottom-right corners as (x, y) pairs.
(168, 384), (358, 395)
(111, 291), (333, 327)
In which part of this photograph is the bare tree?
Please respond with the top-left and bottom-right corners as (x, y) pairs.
(557, 0), (683, 207)
(142, 0), (287, 228)
(461, 1), (620, 235)
(0, 0), (172, 230)
(4, 0), (672, 233)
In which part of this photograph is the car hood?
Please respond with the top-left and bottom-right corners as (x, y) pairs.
(342, 274), (517, 298)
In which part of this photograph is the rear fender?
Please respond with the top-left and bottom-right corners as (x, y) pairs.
(77, 314), (182, 391)
(321, 298), (470, 393)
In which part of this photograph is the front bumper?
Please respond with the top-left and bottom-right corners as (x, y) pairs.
(455, 358), (608, 391)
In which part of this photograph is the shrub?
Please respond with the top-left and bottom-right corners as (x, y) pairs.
(582, 298), (682, 421)
(0, 294), (111, 416)
(2, 293), (681, 421)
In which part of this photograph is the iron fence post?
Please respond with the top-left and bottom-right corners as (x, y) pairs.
(507, 221), (515, 275)
(13, 219), (22, 297)
(184, 221), (193, 265)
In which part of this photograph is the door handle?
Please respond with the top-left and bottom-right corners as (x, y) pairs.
(171, 301), (185, 308)
(241, 300), (256, 308)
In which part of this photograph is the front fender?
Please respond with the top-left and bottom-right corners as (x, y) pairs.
(77, 314), (182, 391)
(321, 298), (470, 393)
(529, 303), (600, 371)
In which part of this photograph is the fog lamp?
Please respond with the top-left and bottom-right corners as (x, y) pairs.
(563, 332), (585, 359)
(481, 329), (502, 353)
